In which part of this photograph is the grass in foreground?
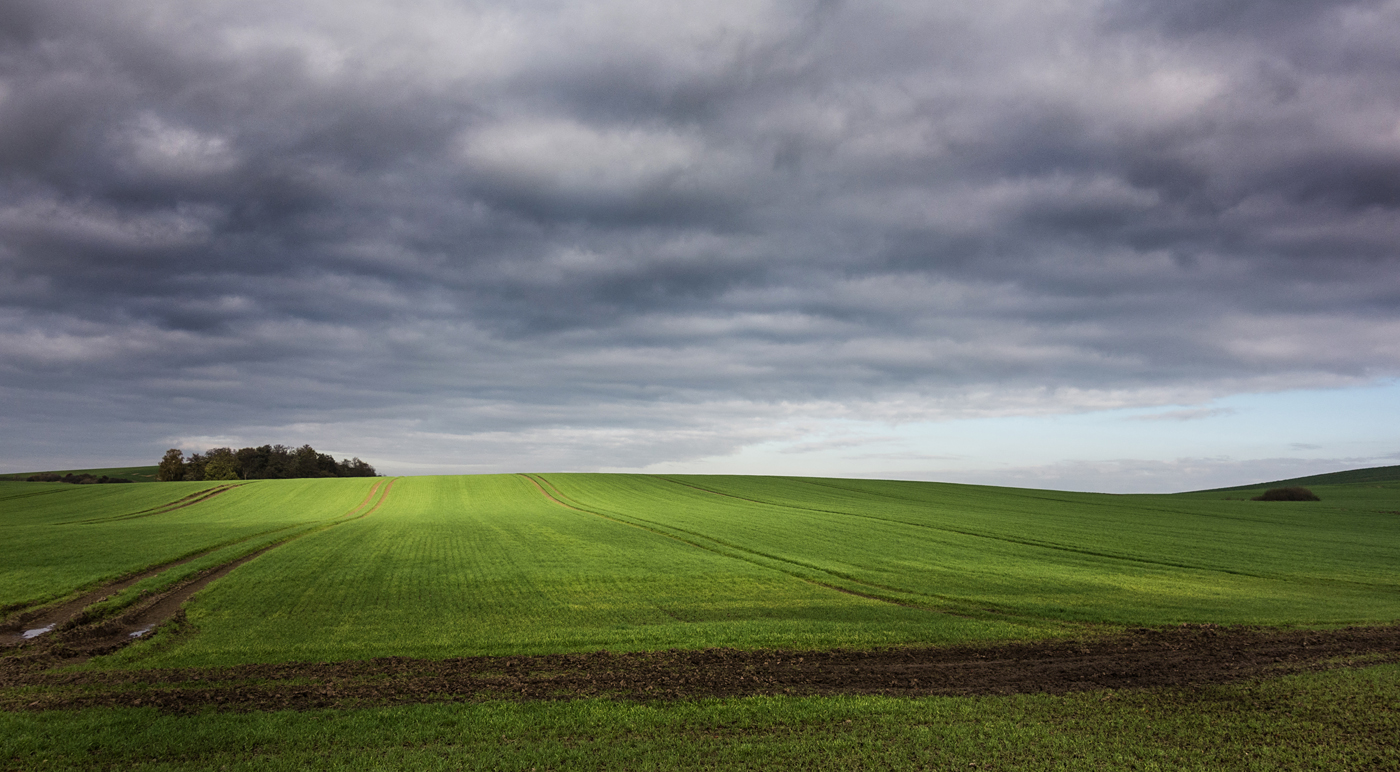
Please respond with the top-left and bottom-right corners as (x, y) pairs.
(3, 664), (1397, 771)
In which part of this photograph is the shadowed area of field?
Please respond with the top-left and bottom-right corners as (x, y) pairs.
(3, 624), (1397, 712)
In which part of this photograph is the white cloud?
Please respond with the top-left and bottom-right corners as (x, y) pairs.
(1129, 407), (1236, 422)
(121, 113), (238, 178)
(457, 118), (730, 201)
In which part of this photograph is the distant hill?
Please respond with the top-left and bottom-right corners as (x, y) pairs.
(1205, 463), (1400, 492)
(0, 465), (160, 483)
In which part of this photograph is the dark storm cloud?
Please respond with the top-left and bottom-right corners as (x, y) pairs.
(1, 0), (1398, 471)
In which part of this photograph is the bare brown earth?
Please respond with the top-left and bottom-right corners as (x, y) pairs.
(3, 624), (1397, 714)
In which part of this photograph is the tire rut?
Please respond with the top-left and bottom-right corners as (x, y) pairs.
(0, 530), (286, 645)
(522, 474), (992, 618)
(2, 479), (396, 659)
(72, 483), (244, 524)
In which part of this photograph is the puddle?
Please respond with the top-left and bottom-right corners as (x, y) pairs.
(22, 624), (56, 639)
(128, 627), (153, 639)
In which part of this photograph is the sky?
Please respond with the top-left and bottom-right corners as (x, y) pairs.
(1, 0), (1398, 492)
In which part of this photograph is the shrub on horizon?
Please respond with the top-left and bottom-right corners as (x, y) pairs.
(1253, 486), (1320, 502)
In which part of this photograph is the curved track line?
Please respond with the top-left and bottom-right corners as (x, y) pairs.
(657, 476), (1273, 579)
(347, 479), (385, 515)
(0, 487), (76, 502)
(5, 478), (398, 658)
(519, 474), (980, 618)
(526, 475), (970, 602)
(350, 479), (395, 520)
(72, 483), (245, 525)
(0, 531), (277, 645)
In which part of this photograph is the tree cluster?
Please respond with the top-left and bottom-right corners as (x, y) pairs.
(26, 472), (133, 484)
(158, 445), (378, 482)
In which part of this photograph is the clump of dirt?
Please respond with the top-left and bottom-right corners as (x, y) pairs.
(4, 624), (1397, 714)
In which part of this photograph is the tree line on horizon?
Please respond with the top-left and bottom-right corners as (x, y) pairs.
(26, 472), (133, 484)
(158, 445), (378, 482)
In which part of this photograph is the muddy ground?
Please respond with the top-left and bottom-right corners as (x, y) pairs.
(3, 623), (1397, 713)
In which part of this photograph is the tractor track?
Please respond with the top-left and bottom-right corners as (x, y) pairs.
(1, 479), (395, 659)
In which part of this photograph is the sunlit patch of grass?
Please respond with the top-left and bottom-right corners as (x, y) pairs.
(7, 472), (1398, 669)
(121, 475), (1036, 668)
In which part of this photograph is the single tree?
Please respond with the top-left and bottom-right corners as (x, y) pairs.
(293, 445), (321, 478)
(183, 452), (207, 481)
(157, 449), (186, 482)
(202, 448), (240, 481)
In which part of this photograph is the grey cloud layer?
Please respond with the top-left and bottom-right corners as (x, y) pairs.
(2, 0), (1397, 469)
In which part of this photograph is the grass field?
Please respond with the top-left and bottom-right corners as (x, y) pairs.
(1207, 462), (1400, 490)
(0, 465), (160, 483)
(536, 473), (1400, 627)
(96, 474), (1035, 668)
(4, 663), (1398, 770)
(0, 478), (382, 615)
(3, 469), (1398, 769)
(4, 472), (1399, 665)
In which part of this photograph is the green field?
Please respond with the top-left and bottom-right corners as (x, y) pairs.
(0, 465), (160, 483)
(0, 478), (382, 615)
(4, 664), (1398, 770)
(4, 472), (1399, 664)
(3, 470), (1398, 769)
(1207, 462), (1400, 490)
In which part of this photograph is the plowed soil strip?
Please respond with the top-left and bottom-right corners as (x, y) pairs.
(4, 624), (1397, 713)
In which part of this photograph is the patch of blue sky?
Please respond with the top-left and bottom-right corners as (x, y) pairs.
(660, 379), (1400, 493)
